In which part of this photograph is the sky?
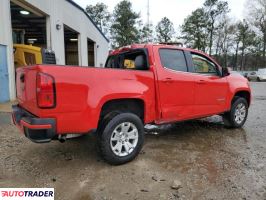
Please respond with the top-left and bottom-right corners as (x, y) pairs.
(73, 0), (247, 28)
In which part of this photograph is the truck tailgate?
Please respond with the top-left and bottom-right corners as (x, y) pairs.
(16, 66), (38, 115)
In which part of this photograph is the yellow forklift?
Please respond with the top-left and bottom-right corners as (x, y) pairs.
(12, 29), (56, 68)
(13, 44), (56, 68)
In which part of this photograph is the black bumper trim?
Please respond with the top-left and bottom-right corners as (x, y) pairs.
(12, 105), (56, 143)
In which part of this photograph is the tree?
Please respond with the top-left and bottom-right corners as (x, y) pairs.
(237, 20), (256, 70)
(155, 17), (175, 43)
(232, 22), (242, 69)
(181, 8), (209, 51)
(246, 0), (266, 67)
(138, 23), (154, 43)
(85, 3), (111, 35)
(214, 16), (235, 67)
(203, 0), (229, 55)
(110, 0), (140, 48)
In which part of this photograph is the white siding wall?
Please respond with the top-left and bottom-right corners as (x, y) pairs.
(24, 0), (109, 66)
(0, 0), (16, 100)
(0, 0), (109, 101)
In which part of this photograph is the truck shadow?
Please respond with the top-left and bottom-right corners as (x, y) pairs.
(18, 115), (248, 174)
(49, 116), (247, 162)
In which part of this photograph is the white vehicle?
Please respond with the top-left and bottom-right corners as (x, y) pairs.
(247, 69), (266, 81)
(258, 69), (266, 81)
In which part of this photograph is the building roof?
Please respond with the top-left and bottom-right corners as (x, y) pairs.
(65, 0), (109, 43)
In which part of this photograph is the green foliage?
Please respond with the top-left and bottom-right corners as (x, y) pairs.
(204, 0), (229, 55)
(138, 23), (153, 43)
(84, 0), (265, 69)
(246, 0), (266, 66)
(85, 3), (111, 35)
(110, 0), (140, 48)
(181, 8), (209, 51)
(155, 17), (175, 43)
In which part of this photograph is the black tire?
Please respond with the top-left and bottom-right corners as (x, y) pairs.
(223, 97), (248, 128)
(98, 113), (144, 165)
(257, 77), (261, 82)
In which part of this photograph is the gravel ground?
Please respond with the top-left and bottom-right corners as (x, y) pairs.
(0, 82), (265, 200)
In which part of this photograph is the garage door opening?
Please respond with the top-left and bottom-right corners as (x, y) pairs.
(88, 39), (95, 66)
(64, 25), (79, 66)
(10, 1), (56, 68)
(10, 2), (47, 47)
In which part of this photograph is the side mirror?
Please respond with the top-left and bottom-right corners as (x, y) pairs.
(222, 67), (230, 77)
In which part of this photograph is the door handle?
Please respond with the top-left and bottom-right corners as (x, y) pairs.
(196, 80), (206, 84)
(162, 78), (173, 83)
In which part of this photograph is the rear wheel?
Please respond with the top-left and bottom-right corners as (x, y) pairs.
(223, 97), (248, 128)
(257, 77), (261, 82)
(98, 113), (144, 165)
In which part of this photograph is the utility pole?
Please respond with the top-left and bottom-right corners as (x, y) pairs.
(147, 0), (150, 42)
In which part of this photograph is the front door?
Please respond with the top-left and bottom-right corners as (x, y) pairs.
(191, 53), (228, 116)
(0, 45), (10, 103)
(154, 47), (195, 122)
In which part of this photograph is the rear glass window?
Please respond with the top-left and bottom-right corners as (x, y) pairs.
(105, 50), (148, 70)
(159, 49), (187, 72)
(106, 56), (116, 68)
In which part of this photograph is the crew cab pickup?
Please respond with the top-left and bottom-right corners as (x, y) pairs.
(12, 44), (251, 165)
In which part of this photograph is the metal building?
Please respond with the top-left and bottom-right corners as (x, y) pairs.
(0, 0), (109, 103)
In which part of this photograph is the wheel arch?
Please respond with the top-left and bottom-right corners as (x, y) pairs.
(232, 90), (251, 107)
(99, 98), (145, 124)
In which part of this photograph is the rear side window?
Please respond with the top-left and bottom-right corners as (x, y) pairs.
(159, 49), (187, 72)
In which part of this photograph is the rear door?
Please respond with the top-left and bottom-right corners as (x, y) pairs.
(190, 52), (228, 116)
(154, 47), (195, 122)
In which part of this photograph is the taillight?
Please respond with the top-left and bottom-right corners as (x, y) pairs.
(36, 72), (56, 108)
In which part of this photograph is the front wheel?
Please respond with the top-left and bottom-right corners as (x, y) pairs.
(99, 113), (144, 165)
(223, 97), (248, 128)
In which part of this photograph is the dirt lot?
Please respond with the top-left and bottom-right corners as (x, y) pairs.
(0, 82), (265, 200)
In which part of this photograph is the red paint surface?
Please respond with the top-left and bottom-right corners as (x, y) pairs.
(15, 44), (251, 135)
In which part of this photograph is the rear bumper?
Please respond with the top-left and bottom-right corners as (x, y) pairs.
(12, 105), (56, 143)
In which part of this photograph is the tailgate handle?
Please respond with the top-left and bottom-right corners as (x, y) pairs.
(20, 74), (25, 83)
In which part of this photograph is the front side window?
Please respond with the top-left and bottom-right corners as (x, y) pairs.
(192, 54), (218, 75)
(159, 49), (187, 72)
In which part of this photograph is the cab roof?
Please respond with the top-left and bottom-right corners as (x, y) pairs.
(109, 43), (221, 68)
(109, 43), (206, 56)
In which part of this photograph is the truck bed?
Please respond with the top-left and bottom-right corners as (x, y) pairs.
(16, 65), (156, 134)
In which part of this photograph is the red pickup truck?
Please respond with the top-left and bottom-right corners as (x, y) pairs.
(12, 44), (251, 165)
